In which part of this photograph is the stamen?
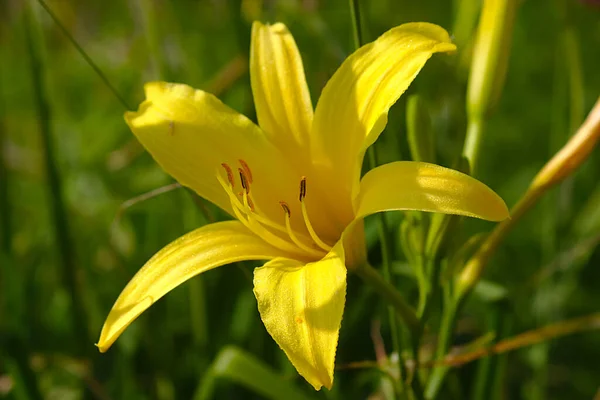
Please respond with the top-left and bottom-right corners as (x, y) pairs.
(299, 176), (307, 201)
(217, 172), (302, 254)
(168, 120), (175, 135)
(246, 195), (255, 212)
(239, 159), (253, 183)
(238, 168), (250, 194)
(232, 200), (300, 254)
(279, 201), (291, 217)
(221, 163), (235, 188)
(280, 201), (322, 255)
(298, 177), (332, 252)
(216, 166), (326, 258)
(240, 190), (256, 212)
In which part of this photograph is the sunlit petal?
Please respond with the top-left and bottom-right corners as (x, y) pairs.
(356, 161), (509, 221)
(126, 82), (301, 220)
(311, 23), (456, 221)
(253, 245), (346, 390)
(98, 221), (288, 352)
(250, 22), (313, 154)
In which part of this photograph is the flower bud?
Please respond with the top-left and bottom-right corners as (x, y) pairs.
(467, 0), (518, 120)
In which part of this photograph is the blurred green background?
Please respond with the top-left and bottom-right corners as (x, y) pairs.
(1, 0), (599, 399)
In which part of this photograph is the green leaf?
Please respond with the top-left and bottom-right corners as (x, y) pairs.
(194, 346), (313, 400)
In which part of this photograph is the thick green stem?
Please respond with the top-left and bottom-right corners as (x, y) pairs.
(462, 117), (484, 175)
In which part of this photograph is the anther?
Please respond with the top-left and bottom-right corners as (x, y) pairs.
(238, 168), (250, 194)
(280, 200), (319, 255)
(279, 201), (291, 216)
(247, 196), (255, 212)
(299, 176), (307, 202)
(221, 163), (234, 188)
(239, 159), (253, 183)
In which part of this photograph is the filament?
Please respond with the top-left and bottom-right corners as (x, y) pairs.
(280, 202), (323, 257)
(298, 177), (332, 252)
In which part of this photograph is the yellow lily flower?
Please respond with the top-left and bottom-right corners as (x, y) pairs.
(98, 21), (508, 390)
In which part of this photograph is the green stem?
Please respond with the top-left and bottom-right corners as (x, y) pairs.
(348, 1), (415, 396)
(139, 0), (170, 80)
(457, 188), (541, 300)
(356, 262), (423, 399)
(470, 304), (499, 400)
(424, 298), (458, 399)
(355, 263), (420, 340)
(24, 3), (90, 350)
(349, 0), (364, 50)
(462, 117), (484, 175)
(36, 0), (132, 110)
(0, 77), (10, 255)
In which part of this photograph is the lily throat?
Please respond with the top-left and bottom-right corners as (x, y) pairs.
(216, 160), (333, 259)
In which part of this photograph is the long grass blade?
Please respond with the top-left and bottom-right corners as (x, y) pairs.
(24, 1), (90, 351)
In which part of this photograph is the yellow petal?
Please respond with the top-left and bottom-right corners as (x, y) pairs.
(98, 221), (287, 352)
(126, 82), (301, 220)
(311, 23), (456, 220)
(253, 245), (346, 390)
(356, 161), (509, 221)
(250, 22), (313, 154)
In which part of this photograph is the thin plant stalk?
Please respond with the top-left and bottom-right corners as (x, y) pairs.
(0, 92), (10, 255)
(24, 3), (90, 350)
(138, 0), (170, 80)
(425, 98), (600, 398)
(458, 96), (600, 298)
(348, 0), (413, 397)
(429, 312), (600, 367)
(36, 0), (132, 110)
(424, 295), (458, 399)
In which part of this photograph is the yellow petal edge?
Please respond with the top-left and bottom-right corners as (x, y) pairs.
(97, 221), (286, 352)
(356, 161), (509, 221)
(253, 244), (347, 390)
(311, 22), (457, 220)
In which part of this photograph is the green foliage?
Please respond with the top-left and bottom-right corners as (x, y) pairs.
(0, 0), (599, 399)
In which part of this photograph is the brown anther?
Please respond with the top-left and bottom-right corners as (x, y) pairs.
(299, 176), (307, 202)
(238, 168), (250, 194)
(247, 196), (255, 212)
(279, 201), (291, 217)
(168, 120), (175, 135)
(238, 159), (253, 183)
(221, 163), (235, 187)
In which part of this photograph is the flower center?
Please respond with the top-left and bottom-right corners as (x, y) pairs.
(216, 160), (332, 258)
